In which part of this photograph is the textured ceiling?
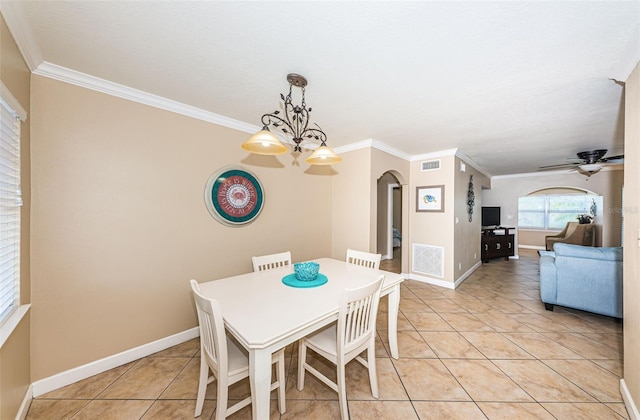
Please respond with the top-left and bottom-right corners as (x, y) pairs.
(3, 1), (639, 175)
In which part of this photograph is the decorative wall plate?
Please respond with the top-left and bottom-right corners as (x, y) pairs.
(204, 166), (264, 227)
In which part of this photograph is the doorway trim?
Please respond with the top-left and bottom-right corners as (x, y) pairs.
(385, 183), (400, 260)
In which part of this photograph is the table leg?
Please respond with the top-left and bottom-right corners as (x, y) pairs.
(249, 349), (272, 420)
(387, 284), (401, 359)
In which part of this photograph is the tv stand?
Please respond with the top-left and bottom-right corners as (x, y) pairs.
(481, 227), (515, 263)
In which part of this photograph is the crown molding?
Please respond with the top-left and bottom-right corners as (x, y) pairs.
(33, 61), (261, 134)
(335, 139), (411, 161)
(333, 138), (373, 154)
(30, 62), (413, 158)
(371, 139), (412, 160)
(27, 61), (618, 182)
(25, 62), (511, 178)
(454, 150), (493, 179)
(410, 148), (458, 162)
(33, 62), (587, 182)
(0, 0), (43, 71)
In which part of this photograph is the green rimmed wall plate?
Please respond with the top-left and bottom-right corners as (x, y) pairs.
(204, 166), (264, 227)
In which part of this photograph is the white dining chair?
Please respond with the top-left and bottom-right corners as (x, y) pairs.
(190, 280), (286, 419)
(297, 275), (384, 420)
(251, 251), (292, 272)
(346, 249), (381, 270)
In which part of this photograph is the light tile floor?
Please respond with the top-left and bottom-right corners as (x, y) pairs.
(26, 250), (627, 419)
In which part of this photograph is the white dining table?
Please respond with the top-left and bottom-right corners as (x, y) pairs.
(197, 257), (404, 420)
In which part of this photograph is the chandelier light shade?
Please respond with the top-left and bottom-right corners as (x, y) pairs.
(241, 127), (288, 155)
(306, 145), (342, 165)
(242, 73), (341, 165)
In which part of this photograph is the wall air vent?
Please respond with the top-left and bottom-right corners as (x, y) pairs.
(421, 159), (441, 171)
(412, 243), (444, 277)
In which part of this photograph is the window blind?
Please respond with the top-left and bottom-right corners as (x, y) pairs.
(0, 96), (22, 326)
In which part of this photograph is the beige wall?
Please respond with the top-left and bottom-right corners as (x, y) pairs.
(371, 148), (410, 272)
(623, 61), (640, 415)
(29, 76), (333, 380)
(0, 14), (31, 420)
(330, 147), (373, 259)
(405, 154), (487, 285)
(454, 158), (488, 277)
(483, 169), (624, 248)
(409, 155), (456, 283)
(331, 146), (410, 270)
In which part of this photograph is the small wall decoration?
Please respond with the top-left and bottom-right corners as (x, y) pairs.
(204, 166), (264, 227)
(467, 175), (475, 222)
(416, 185), (444, 212)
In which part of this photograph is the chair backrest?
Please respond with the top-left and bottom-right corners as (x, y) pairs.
(563, 222), (579, 238)
(252, 251), (292, 272)
(346, 249), (381, 269)
(190, 280), (228, 378)
(337, 276), (384, 356)
(559, 222), (576, 237)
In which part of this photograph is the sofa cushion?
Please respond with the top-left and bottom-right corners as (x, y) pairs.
(553, 243), (622, 261)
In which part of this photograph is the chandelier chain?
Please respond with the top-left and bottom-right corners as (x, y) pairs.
(260, 78), (327, 152)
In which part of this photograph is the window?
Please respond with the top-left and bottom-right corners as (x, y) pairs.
(518, 193), (602, 230)
(0, 92), (23, 327)
(518, 196), (546, 228)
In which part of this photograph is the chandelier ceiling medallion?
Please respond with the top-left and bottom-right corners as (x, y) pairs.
(242, 73), (341, 165)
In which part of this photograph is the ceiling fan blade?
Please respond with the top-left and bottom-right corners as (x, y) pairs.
(601, 154), (624, 162)
(538, 163), (579, 169)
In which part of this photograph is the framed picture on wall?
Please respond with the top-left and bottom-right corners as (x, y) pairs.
(416, 185), (444, 212)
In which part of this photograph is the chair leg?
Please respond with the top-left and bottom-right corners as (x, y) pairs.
(214, 376), (229, 420)
(337, 362), (349, 420)
(297, 341), (307, 391)
(276, 350), (286, 414)
(544, 303), (554, 311)
(367, 344), (379, 399)
(194, 357), (209, 417)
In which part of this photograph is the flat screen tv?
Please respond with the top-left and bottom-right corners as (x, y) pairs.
(482, 206), (501, 227)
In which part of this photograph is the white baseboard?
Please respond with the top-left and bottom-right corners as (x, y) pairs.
(621, 379), (639, 420)
(408, 261), (482, 290)
(519, 244), (545, 250)
(454, 261), (482, 288)
(31, 327), (199, 397)
(15, 384), (32, 420)
(408, 273), (455, 289)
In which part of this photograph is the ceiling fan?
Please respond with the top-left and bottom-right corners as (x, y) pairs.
(539, 149), (624, 174)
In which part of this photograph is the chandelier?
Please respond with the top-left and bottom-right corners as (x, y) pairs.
(241, 73), (341, 165)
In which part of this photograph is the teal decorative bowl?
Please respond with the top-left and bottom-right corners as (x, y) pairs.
(294, 262), (320, 282)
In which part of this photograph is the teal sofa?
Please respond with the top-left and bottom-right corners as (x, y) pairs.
(539, 243), (623, 318)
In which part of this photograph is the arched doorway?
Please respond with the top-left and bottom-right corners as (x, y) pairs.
(377, 171), (403, 273)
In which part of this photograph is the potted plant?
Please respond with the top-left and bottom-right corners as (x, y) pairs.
(577, 214), (593, 224)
